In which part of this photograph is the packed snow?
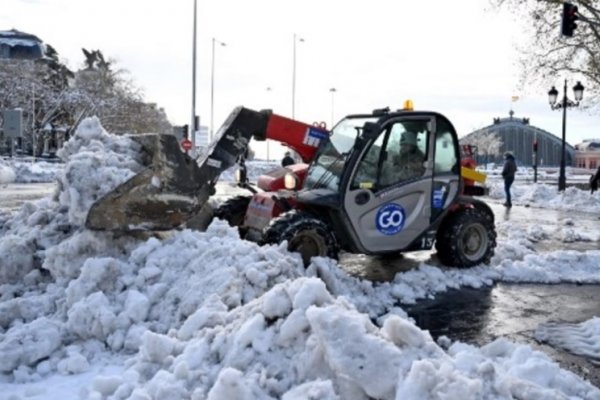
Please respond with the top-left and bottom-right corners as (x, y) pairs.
(0, 158), (64, 184)
(1, 118), (599, 399)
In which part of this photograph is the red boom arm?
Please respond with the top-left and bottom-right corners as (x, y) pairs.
(264, 113), (329, 163)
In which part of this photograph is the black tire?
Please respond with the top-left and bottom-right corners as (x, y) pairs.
(213, 195), (251, 237)
(435, 207), (496, 268)
(262, 211), (339, 267)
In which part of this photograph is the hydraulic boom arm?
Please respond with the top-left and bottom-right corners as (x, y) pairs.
(85, 106), (327, 231)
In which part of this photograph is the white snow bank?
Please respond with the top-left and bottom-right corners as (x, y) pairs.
(10, 159), (63, 183)
(0, 160), (16, 183)
(535, 317), (600, 365)
(488, 179), (600, 213)
(1, 119), (600, 399)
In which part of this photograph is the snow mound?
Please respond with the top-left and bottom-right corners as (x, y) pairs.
(488, 180), (600, 213)
(1, 119), (600, 398)
(0, 160), (16, 183)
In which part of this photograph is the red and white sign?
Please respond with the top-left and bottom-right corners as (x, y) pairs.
(181, 139), (192, 151)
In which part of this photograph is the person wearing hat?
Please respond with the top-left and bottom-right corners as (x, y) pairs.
(396, 130), (425, 181)
(590, 165), (600, 194)
(501, 151), (517, 207)
(281, 151), (295, 167)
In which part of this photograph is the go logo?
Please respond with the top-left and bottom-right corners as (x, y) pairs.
(376, 203), (405, 235)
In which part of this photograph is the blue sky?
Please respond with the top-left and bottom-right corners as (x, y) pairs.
(2, 0), (598, 159)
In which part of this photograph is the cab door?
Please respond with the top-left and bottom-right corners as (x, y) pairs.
(342, 117), (435, 253)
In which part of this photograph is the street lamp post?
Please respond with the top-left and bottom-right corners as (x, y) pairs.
(210, 38), (226, 142)
(191, 0), (197, 150)
(266, 86), (273, 161)
(329, 87), (337, 128)
(547, 80), (584, 192)
(292, 33), (304, 119)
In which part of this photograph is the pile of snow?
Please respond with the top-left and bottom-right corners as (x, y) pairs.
(1, 118), (600, 399)
(0, 159), (16, 184)
(487, 180), (600, 213)
(0, 158), (66, 184)
(10, 159), (65, 183)
(535, 318), (600, 365)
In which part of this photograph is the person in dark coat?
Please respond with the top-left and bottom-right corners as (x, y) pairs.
(590, 165), (600, 194)
(501, 152), (517, 207)
(281, 151), (295, 167)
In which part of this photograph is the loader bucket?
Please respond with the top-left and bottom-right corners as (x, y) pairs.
(85, 106), (271, 231)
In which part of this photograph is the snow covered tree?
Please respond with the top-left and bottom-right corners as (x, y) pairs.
(0, 57), (72, 155)
(1, 45), (172, 155)
(460, 131), (503, 165)
(492, 0), (600, 108)
(71, 49), (171, 134)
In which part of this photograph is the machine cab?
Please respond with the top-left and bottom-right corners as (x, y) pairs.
(303, 108), (462, 255)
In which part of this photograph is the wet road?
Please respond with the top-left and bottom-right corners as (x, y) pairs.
(342, 199), (600, 387)
(405, 284), (600, 387)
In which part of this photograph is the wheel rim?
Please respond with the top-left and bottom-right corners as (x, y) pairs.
(459, 222), (488, 262)
(289, 229), (327, 266)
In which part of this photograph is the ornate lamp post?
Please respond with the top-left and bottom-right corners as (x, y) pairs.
(547, 80), (584, 192)
(190, 0), (197, 150)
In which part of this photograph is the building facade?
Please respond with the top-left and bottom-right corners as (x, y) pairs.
(574, 140), (600, 170)
(462, 111), (575, 167)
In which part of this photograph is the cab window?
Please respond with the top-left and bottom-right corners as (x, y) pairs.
(351, 120), (429, 191)
(434, 118), (459, 174)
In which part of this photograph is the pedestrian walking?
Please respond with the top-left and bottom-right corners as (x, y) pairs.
(281, 151), (295, 167)
(590, 165), (600, 194)
(501, 152), (517, 208)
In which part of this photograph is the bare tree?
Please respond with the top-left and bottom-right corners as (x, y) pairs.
(72, 49), (171, 134)
(491, 0), (600, 107)
(1, 45), (173, 156)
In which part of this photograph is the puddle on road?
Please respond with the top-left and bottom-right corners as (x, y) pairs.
(403, 283), (600, 387)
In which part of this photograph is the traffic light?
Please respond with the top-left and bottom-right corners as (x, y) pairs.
(533, 140), (538, 152)
(182, 124), (189, 137)
(561, 2), (579, 37)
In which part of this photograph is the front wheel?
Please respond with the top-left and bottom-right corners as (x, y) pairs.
(262, 211), (339, 267)
(435, 207), (496, 268)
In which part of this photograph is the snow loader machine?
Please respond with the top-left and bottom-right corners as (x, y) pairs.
(86, 102), (496, 268)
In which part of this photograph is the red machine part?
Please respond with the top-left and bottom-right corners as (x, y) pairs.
(244, 191), (301, 232)
(257, 163), (309, 192)
(264, 114), (329, 163)
(460, 144), (477, 188)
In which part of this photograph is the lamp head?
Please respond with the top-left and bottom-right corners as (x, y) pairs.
(548, 86), (558, 106)
(573, 81), (584, 101)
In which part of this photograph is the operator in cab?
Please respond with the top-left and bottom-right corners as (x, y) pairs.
(397, 130), (425, 180)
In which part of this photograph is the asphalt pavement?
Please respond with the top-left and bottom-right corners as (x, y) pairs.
(342, 198), (600, 388)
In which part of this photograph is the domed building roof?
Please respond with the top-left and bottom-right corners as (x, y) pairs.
(461, 110), (575, 166)
(574, 139), (600, 152)
(0, 29), (46, 60)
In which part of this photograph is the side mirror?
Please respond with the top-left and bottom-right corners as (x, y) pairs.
(362, 122), (380, 140)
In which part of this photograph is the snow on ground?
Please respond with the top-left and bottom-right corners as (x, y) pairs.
(487, 180), (600, 214)
(535, 318), (600, 367)
(0, 158), (64, 184)
(0, 159), (17, 184)
(1, 121), (600, 399)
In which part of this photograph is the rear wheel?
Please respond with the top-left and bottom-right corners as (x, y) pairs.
(213, 195), (251, 237)
(435, 207), (496, 268)
(262, 211), (339, 267)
